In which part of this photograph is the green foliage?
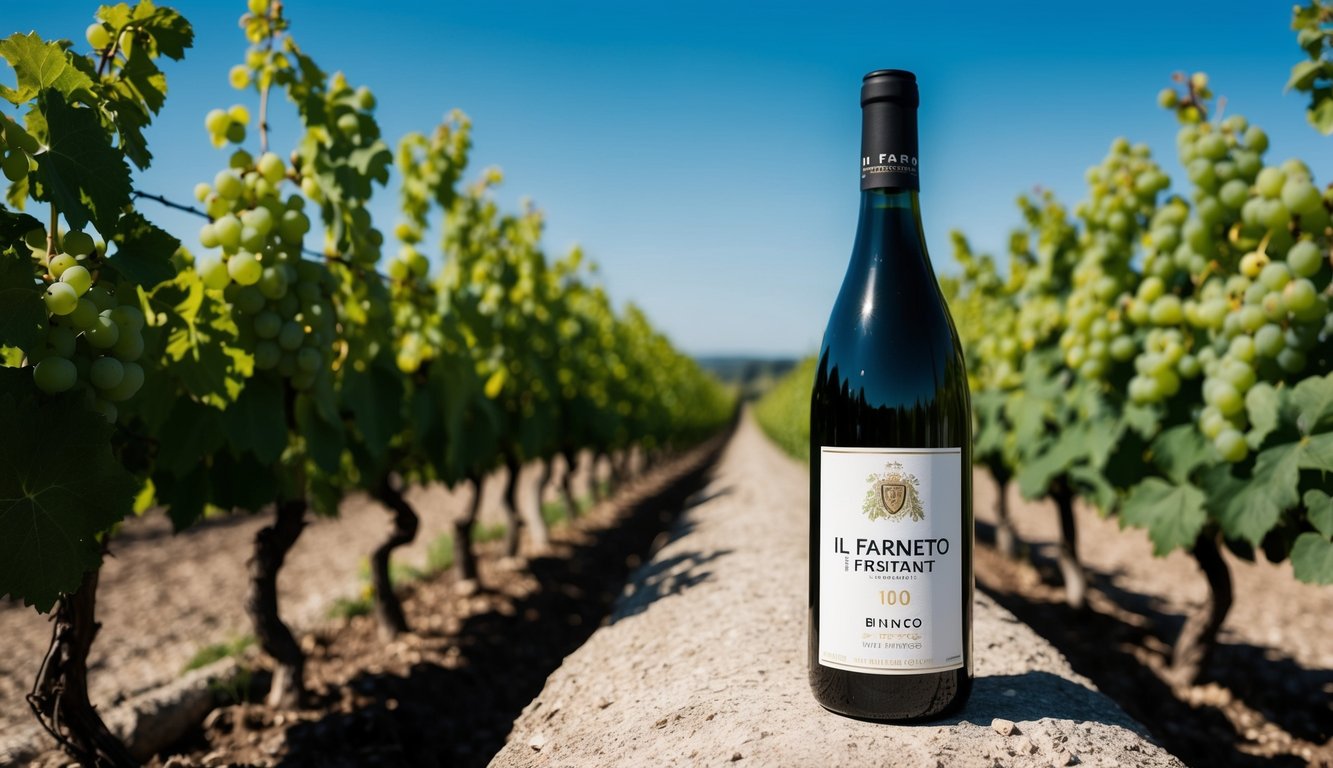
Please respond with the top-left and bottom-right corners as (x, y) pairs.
(948, 58), (1333, 587)
(754, 356), (815, 461)
(327, 594), (372, 620)
(183, 634), (253, 673)
(0, 372), (136, 611)
(1290, 1), (1333, 134)
(424, 532), (455, 574)
(0, 0), (732, 615)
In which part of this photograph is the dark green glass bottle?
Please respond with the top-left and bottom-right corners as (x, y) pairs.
(808, 69), (973, 721)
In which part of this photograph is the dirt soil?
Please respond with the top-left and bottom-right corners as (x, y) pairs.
(973, 474), (1333, 768)
(15, 437), (725, 768)
(1, 450), (614, 745)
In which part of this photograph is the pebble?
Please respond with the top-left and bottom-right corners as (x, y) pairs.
(528, 733), (547, 751)
(991, 718), (1019, 737)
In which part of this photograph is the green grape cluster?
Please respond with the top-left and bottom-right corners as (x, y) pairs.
(25, 228), (146, 422)
(386, 242), (439, 374)
(203, 103), (251, 148)
(1061, 138), (1164, 381)
(1164, 92), (1328, 462)
(1069, 76), (1333, 464)
(192, 142), (330, 390)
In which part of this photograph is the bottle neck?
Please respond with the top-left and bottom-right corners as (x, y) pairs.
(860, 99), (919, 192)
(852, 187), (927, 261)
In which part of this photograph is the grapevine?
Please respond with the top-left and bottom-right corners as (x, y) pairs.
(0, 1), (733, 761)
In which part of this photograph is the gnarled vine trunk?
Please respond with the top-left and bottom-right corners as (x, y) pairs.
(501, 453), (527, 558)
(592, 451), (610, 500)
(29, 562), (138, 768)
(1051, 478), (1086, 610)
(992, 468), (1017, 559)
(1170, 532), (1233, 686)
(527, 458), (552, 552)
(370, 476), (420, 639)
(561, 448), (581, 518)
(246, 498), (308, 709)
(454, 475), (483, 583)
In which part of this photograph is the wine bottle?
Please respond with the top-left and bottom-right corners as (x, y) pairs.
(808, 69), (973, 721)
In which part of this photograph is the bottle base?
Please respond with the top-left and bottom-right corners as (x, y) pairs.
(809, 665), (973, 722)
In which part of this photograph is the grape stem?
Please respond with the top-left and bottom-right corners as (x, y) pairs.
(46, 202), (57, 258)
(130, 189), (410, 290)
(257, 37), (274, 154)
(95, 28), (119, 77)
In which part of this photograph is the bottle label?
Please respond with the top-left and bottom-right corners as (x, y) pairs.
(817, 446), (963, 675)
(860, 101), (919, 191)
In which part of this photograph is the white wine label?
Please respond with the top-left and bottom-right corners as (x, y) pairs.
(818, 446), (963, 675)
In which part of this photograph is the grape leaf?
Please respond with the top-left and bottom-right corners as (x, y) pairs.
(1245, 383), (1281, 449)
(224, 374), (286, 465)
(1289, 372), (1333, 436)
(1120, 402), (1160, 441)
(36, 91), (131, 238)
(1291, 533), (1333, 584)
(155, 397), (224, 478)
(1148, 424), (1212, 485)
(97, 1), (194, 61)
(296, 392), (343, 475)
(1312, 97), (1333, 136)
(156, 272), (246, 406)
(209, 452), (277, 513)
(1069, 464), (1115, 513)
(340, 361), (403, 463)
(1287, 59), (1326, 91)
(0, 33), (96, 106)
(1203, 442), (1303, 546)
(349, 142), (393, 185)
(0, 251), (45, 352)
(0, 388), (135, 612)
(117, 45), (168, 115)
(108, 211), (178, 287)
(972, 390), (1007, 458)
(1307, 490), (1333, 539)
(103, 91), (153, 169)
(1120, 477), (1206, 556)
(156, 464), (207, 531)
(1298, 432), (1333, 472)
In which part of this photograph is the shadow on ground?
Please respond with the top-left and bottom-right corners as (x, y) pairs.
(976, 519), (1332, 768)
(259, 439), (731, 768)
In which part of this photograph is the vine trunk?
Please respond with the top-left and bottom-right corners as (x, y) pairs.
(1051, 478), (1086, 610)
(245, 498), (308, 709)
(1170, 532), (1233, 686)
(29, 562), (138, 768)
(454, 475), (483, 583)
(370, 477), (420, 639)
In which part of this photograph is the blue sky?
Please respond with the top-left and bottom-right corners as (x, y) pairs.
(8, 1), (1329, 357)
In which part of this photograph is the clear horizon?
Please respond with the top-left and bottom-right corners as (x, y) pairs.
(8, 1), (1330, 358)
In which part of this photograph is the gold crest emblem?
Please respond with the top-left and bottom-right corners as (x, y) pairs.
(881, 483), (906, 514)
(863, 461), (924, 522)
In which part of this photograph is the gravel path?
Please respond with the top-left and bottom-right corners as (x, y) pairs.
(491, 415), (1181, 768)
(0, 455), (607, 737)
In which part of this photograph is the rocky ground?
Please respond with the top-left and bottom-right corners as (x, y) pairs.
(491, 414), (1182, 768)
